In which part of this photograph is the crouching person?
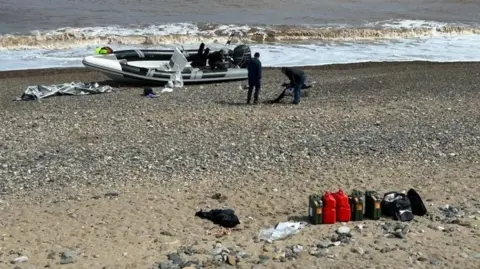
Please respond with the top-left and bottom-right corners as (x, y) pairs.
(280, 67), (307, 104)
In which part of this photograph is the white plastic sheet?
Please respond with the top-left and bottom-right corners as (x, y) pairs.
(258, 221), (308, 242)
(17, 82), (116, 101)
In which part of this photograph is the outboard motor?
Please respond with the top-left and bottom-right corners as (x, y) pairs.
(232, 45), (251, 68)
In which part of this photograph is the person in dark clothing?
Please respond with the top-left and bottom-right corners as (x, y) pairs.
(207, 49), (225, 69)
(280, 67), (307, 104)
(247, 52), (262, 104)
(191, 43), (208, 67)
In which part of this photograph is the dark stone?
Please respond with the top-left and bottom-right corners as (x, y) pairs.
(182, 260), (199, 267)
(160, 231), (173, 237)
(393, 231), (404, 239)
(60, 251), (75, 264)
(167, 253), (183, 265)
(104, 192), (119, 197)
(258, 255), (269, 260)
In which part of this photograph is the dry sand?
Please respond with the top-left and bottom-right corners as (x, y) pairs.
(0, 62), (479, 269)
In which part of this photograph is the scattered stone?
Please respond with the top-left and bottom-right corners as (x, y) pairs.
(439, 205), (463, 218)
(459, 253), (469, 258)
(236, 251), (249, 260)
(393, 230), (404, 239)
(60, 251), (75, 264)
(331, 230), (352, 244)
(258, 255), (269, 260)
(47, 251), (56, 260)
(382, 222), (410, 239)
(309, 249), (329, 257)
(401, 225), (410, 235)
(182, 261), (199, 267)
(317, 241), (333, 249)
(211, 193), (227, 202)
(292, 245), (303, 253)
(226, 255), (236, 265)
(179, 246), (196, 256)
(211, 248), (223, 256)
(160, 231), (173, 236)
(11, 256), (29, 264)
(284, 248), (294, 260)
(104, 192), (119, 197)
(210, 254), (222, 264)
(337, 226), (351, 234)
(158, 261), (175, 269)
(272, 251), (286, 260)
(380, 247), (392, 253)
(451, 219), (472, 227)
(166, 253), (183, 265)
(417, 256), (428, 262)
(351, 247), (365, 255)
(427, 224), (444, 231)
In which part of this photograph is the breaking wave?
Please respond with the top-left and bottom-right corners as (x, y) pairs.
(1, 19), (480, 50)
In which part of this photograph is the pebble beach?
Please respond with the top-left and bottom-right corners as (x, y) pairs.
(0, 62), (479, 269)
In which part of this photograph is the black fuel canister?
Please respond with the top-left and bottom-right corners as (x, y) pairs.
(365, 190), (381, 220)
(308, 194), (323, 225)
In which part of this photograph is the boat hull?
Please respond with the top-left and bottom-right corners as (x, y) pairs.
(82, 55), (248, 85)
(112, 48), (200, 62)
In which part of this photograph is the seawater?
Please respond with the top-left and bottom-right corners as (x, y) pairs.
(1, 0), (480, 71)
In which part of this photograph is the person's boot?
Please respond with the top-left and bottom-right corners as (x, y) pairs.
(253, 90), (260, 104)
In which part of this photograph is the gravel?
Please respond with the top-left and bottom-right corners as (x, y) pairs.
(0, 62), (479, 201)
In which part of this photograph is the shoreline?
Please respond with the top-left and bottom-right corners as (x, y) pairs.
(2, 60), (480, 79)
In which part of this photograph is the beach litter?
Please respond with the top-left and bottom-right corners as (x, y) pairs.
(258, 221), (308, 242)
(143, 87), (159, 98)
(195, 208), (240, 228)
(16, 82), (116, 101)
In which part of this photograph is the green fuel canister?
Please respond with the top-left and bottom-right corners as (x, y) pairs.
(308, 194), (323, 225)
(349, 190), (364, 221)
(365, 191), (381, 220)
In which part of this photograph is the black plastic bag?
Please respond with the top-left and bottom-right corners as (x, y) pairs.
(407, 189), (428, 216)
(195, 209), (240, 228)
(381, 192), (414, 221)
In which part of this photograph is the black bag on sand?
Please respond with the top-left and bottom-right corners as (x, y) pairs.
(407, 189), (428, 216)
(381, 192), (414, 222)
(195, 209), (240, 228)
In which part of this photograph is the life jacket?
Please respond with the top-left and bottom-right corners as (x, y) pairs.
(95, 46), (113, 55)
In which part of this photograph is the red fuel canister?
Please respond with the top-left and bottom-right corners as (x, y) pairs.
(332, 189), (351, 222)
(322, 191), (337, 224)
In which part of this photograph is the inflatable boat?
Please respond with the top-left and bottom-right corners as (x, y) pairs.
(82, 44), (252, 85)
(108, 48), (200, 62)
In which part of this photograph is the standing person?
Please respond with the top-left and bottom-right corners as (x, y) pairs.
(247, 52), (262, 104)
(280, 67), (306, 104)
